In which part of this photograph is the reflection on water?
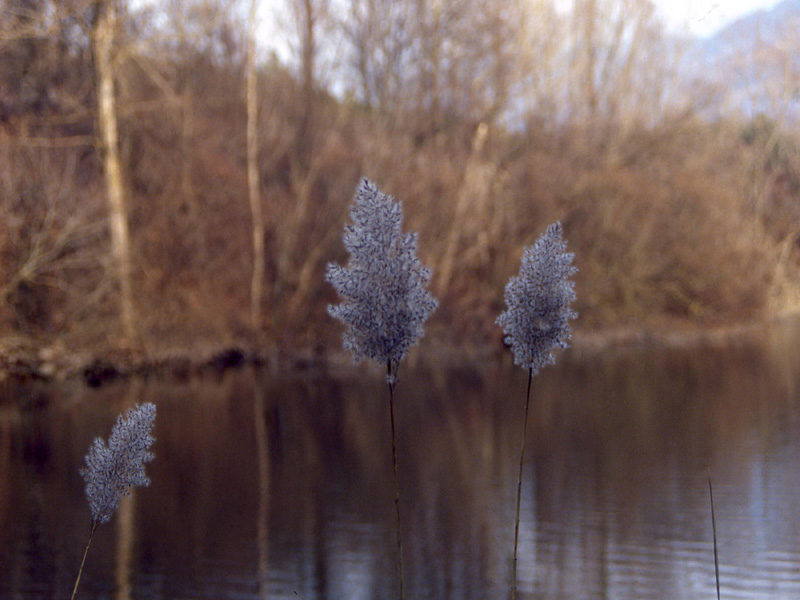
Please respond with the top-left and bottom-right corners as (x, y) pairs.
(4, 321), (800, 599)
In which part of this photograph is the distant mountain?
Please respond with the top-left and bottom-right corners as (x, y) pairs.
(698, 0), (800, 54)
(683, 0), (800, 122)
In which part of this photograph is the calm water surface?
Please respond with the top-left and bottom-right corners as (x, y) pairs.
(4, 322), (800, 599)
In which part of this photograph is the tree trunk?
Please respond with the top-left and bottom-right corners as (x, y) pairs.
(247, 0), (265, 329)
(93, 0), (136, 343)
(295, 0), (316, 163)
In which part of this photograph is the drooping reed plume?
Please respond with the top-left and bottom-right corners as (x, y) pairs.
(496, 222), (577, 600)
(71, 403), (156, 600)
(326, 178), (437, 600)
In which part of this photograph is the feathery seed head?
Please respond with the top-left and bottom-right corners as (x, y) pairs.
(497, 222), (577, 373)
(80, 403), (156, 524)
(326, 179), (438, 367)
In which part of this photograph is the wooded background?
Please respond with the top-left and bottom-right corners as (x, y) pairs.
(2, 0), (800, 357)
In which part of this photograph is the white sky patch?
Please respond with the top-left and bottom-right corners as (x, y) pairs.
(655, 0), (785, 37)
(253, 0), (786, 57)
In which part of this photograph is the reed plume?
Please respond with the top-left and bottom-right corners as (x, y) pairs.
(496, 222), (577, 600)
(71, 403), (156, 600)
(327, 178), (437, 599)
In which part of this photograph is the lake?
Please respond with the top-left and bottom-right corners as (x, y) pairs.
(3, 321), (800, 599)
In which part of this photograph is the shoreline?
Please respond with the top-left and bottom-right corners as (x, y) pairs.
(2, 313), (796, 387)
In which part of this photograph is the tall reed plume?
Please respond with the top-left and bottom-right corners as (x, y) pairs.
(496, 222), (577, 600)
(71, 403), (156, 600)
(326, 178), (438, 600)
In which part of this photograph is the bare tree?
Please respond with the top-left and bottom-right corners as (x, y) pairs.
(436, 122), (498, 296)
(272, 0), (340, 317)
(247, 0), (265, 329)
(92, 0), (136, 343)
(514, 0), (674, 136)
(336, 0), (526, 134)
(280, 0), (330, 159)
(719, 16), (800, 235)
(0, 142), (107, 334)
(338, 0), (413, 122)
(516, 0), (567, 126)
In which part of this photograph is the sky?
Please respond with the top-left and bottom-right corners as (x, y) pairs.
(257, 0), (786, 58)
(655, 0), (784, 37)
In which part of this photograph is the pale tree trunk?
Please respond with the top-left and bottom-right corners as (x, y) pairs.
(437, 122), (494, 297)
(93, 0), (136, 342)
(247, 0), (265, 329)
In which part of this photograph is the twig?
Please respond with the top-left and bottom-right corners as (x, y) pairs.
(708, 474), (721, 600)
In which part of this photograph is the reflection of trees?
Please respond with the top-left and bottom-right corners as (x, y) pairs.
(115, 494), (135, 600)
(7, 337), (800, 598)
(115, 378), (144, 600)
(0, 407), (17, 525)
(525, 339), (800, 598)
(253, 368), (270, 599)
(0, 406), (23, 596)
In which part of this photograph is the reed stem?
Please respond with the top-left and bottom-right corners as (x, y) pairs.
(511, 367), (534, 600)
(708, 474), (721, 600)
(71, 519), (98, 600)
(387, 360), (405, 600)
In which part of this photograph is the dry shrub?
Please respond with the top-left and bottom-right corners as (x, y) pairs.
(0, 140), (109, 340)
(562, 156), (771, 326)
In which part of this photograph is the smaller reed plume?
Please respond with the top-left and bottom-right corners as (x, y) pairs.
(496, 222), (577, 600)
(71, 403), (156, 600)
(326, 178), (437, 600)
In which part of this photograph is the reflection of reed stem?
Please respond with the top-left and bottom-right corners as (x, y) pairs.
(511, 367), (534, 600)
(115, 494), (135, 600)
(387, 360), (405, 600)
(71, 519), (98, 600)
(708, 475), (721, 600)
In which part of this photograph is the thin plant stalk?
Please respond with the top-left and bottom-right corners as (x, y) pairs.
(71, 520), (98, 600)
(709, 475), (721, 600)
(326, 181), (437, 600)
(511, 368), (534, 600)
(74, 403), (156, 600)
(496, 222), (577, 600)
(387, 360), (405, 600)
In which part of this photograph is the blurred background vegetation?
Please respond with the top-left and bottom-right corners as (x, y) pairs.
(2, 0), (800, 361)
